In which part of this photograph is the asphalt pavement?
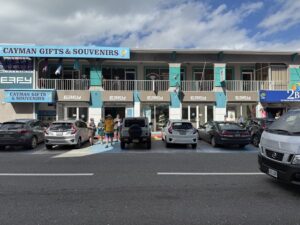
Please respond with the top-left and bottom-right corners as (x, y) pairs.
(0, 140), (299, 225)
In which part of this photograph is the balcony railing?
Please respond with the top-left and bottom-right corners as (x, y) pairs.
(103, 80), (169, 91)
(38, 79), (90, 90)
(226, 80), (288, 91)
(181, 80), (214, 91)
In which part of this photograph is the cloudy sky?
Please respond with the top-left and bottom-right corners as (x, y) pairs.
(0, 0), (300, 50)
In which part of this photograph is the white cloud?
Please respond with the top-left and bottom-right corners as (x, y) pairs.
(0, 0), (299, 51)
(258, 0), (300, 36)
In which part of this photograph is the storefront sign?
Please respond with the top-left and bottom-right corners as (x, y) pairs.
(227, 92), (258, 102)
(0, 45), (130, 59)
(102, 91), (133, 102)
(140, 91), (170, 102)
(0, 72), (33, 89)
(57, 90), (90, 102)
(182, 92), (215, 102)
(4, 90), (54, 103)
(260, 90), (300, 103)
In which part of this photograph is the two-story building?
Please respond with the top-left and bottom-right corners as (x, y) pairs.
(1, 44), (300, 131)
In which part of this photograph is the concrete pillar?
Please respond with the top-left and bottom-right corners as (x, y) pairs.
(289, 65), (300, 90)
(214, 63), (227, 121)
(134, 91), (141, 117)
(169, 63), (182, 120)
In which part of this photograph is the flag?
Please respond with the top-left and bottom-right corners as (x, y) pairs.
(73, 59), (80, 70)
(55, 59), (63, 76)
(42, 58), (48, 73)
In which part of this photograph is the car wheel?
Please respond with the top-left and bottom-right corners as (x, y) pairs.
(45, 145), (52, 150)
(120, 141), (126, 150)
(146, 141), (151, 150)
(165, 141), (170, 148)
(192, 144), (197, 149)
(211, 136), (218, 148)
(75, 137), (82, 149)
(252, 135), (260, 147)
(0, 146), (5, 150)
(27, 136), (37, 150)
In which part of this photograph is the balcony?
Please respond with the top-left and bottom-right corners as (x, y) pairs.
(38, 79), (90, 90)
(181, 80), (214, 91)
(102, 80), (169, 91)
(226, 80), (288, 91)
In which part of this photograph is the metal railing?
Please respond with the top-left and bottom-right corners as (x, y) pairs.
(103, 80), (169, 91)
(38, 79), (90, 90)
(181, 80), (214, 91)
(226, 80), (288, 91)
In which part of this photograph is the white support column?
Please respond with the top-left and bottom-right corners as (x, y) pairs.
(76, 107), (79, 120)
(188, 105), (191, 121)
(196, 105), (199, 128)
(64, 107), (67, 120)
(240, 104), (243, 117)
(134, 102), (141, 117)
(204, 105), (207, 123)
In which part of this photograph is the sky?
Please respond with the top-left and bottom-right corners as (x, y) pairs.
(0, 0), (300, 50)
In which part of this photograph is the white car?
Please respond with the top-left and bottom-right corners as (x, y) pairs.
(259, 109), (300, 184)
(162, 120), (198, 149)
(44, 120), (89, 149)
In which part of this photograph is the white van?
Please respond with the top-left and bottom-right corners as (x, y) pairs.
(258, 109), (300, 184)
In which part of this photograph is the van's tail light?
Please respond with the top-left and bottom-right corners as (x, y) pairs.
(71, 125), (77, 134)
(261, 124), (266, 130)
(168, 127), (173, 134)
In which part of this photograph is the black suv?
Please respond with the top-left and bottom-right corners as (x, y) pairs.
(120, 117), (152, 150)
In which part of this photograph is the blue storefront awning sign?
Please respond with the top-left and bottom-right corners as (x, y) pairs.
(4, 89), (55, 103)
(260, 90), (300, 103)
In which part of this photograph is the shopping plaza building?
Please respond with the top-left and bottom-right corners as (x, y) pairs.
(1, 44), (300, 131)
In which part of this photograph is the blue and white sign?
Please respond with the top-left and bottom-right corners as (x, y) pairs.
(4, 90), (55, 103)
(0, 45), (130, 59)
(260, 90), (300, 103)
(0, 72), (33, 89)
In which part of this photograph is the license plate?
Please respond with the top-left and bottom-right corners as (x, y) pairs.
(132, 139), (139, 143)
(56, 132), (63, 136)
(235, 134), (240, 137)
(179, 131), (186, 135)
(268, 168), (278, 178)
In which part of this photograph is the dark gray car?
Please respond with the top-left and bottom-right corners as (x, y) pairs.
(0, 119), (45, 150)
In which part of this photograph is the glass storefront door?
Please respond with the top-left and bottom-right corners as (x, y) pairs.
(141, 104), (169, 131)
(182, 104), (213, 128)
(65, 107), (88, 122)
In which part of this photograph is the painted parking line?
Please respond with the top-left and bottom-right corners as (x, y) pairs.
(0, 173), (94, 176)
(157, 172), (264, 176)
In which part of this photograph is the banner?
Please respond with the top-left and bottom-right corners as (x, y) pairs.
(0, 72), (33, 89)
(0, 45), (130, 59)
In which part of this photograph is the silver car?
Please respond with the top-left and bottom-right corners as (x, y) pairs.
(44, 120), (89, 149)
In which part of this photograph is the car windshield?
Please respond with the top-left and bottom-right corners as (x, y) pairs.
(124, 119), (145, 127)
(172, 122), (193, 130)
(218, 123), (243, 130)
(268, 110), (300, 135)
(50, 123), (73, 131)
(1, 122), (25, 130)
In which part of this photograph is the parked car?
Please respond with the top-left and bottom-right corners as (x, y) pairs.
(44, 120), (89, 149)
(198, 121), (251, 148)
(162, 120), (198, 149)
(0, 119), (45, 150)
(120, 117), (152, 150)
(258, 109), (300, 184)
(243, 118), (274, 147)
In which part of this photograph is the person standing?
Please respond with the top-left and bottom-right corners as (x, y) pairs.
(104, 114), (114, 148)
(114, 114), (121, 142)
(97, 119), (105, 145)
(88, 118), (96, 146)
